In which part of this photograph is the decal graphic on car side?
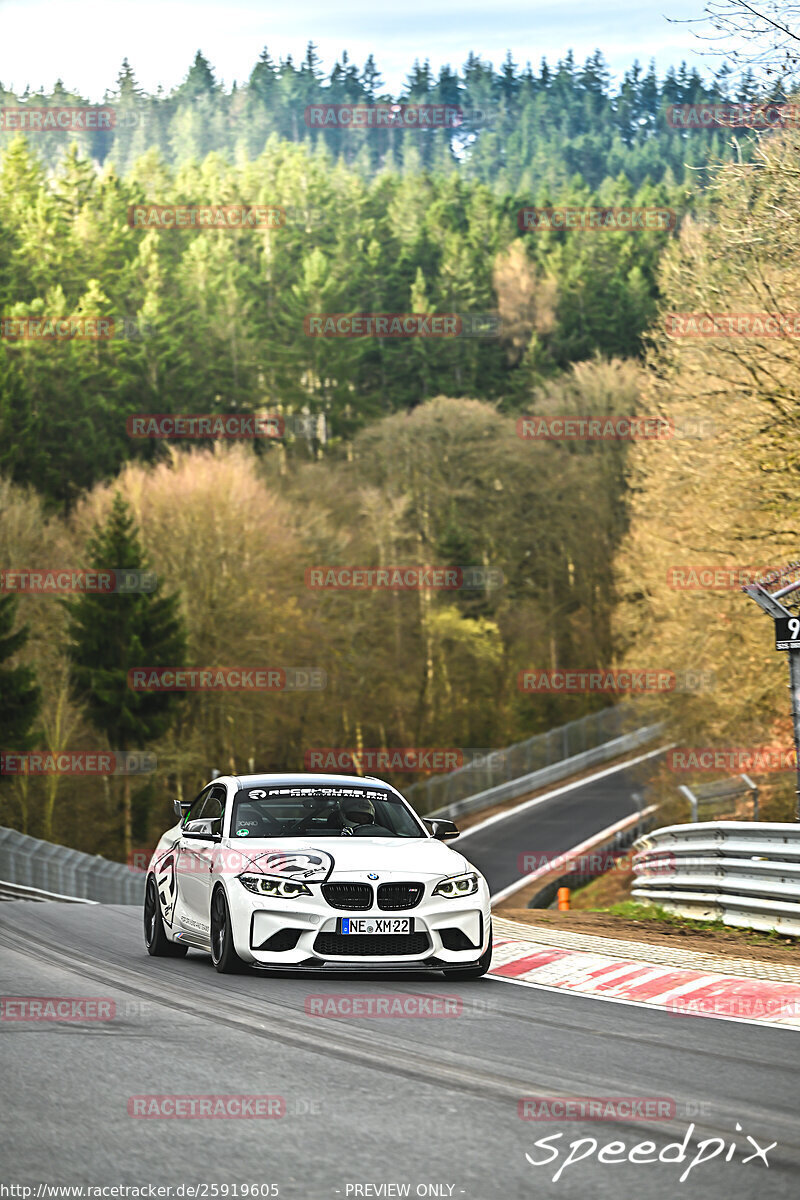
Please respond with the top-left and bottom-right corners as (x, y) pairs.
(151, 845), (180, 928)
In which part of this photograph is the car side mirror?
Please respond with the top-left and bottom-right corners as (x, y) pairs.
(182, 819), (222, 840)
(426, 819), (460, 841)
(173, 799), (192, 819)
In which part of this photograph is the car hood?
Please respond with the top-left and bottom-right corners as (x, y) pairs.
(227, 835), (473, 882)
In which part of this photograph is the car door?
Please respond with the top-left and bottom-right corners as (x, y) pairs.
(177, 784), (226, 937)
(151, 785), (211, 932)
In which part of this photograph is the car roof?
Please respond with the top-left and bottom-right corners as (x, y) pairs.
(226, 772), (398, 791)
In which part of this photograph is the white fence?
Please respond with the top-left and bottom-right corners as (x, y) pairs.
(632, 821), (800, 936)
(0, 712), (664, 905)
(405, 706), (640, 815)
(428, 723), (664, 821)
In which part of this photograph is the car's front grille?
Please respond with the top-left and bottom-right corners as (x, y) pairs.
(321, 883), (373, 910)
(256, 928), (302, 952)
(377, 882), (424, 910)
(314, 932), (431, 957)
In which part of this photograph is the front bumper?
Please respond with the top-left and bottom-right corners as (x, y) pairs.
(226, 881), (491, 971)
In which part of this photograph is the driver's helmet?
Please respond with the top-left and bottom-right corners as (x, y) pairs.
(337, 793), (375, 828)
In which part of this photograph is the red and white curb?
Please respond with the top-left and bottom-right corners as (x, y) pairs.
(488, 935), (800, 1028)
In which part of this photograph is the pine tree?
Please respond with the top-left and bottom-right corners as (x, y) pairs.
(0, 593), (40, 753)
(65, 493), (186, 858)
(177, 51), (218, 102)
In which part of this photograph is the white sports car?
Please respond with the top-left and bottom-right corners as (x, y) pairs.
(143, 773), (492, 978)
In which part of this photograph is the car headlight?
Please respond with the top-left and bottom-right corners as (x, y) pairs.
(432, 872), (479, 898)
(238, 874), (312, 899)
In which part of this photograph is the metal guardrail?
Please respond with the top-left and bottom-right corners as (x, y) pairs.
(678, 773), (759, 822)
(632, 821), (800, 936)
(424, 723), (665, 821)
(0, 710), (662, 906)
(523, 806), (659, 909)
(0, 826), (144, 904)
(0, 879), (97, 904)
(405, 706), (633, 816)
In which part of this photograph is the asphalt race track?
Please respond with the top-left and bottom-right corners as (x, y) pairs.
(2, 758), (798, 1199)
(457, 751), (662, 895)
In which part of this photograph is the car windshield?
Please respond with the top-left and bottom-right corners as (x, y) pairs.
(231, 785), (426, 839)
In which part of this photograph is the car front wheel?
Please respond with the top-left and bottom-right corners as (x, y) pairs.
(210, 887), (247, 973)
(144, 876), (188, 958)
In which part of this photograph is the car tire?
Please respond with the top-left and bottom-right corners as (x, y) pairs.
(144, 875), (188, 958)
(210, 887), (247, 974)
(442, 922), (493, 979)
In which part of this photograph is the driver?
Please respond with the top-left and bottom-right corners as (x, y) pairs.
(337, 794), (376, 834)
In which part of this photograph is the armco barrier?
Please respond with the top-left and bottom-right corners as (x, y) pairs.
(405, 706), (634, 815)
(632, 821), (800, 935)
(521, 806), (659, 909)
(0, 826), (143, 904)
(425, 723), (665, 821)
(0, 713), (663, 905)
(0, 879), (97, 903)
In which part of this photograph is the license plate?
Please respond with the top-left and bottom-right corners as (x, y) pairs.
(340, 917), (412, 934)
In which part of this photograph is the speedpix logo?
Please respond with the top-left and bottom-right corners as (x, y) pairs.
(524, 1121), (775, 1184)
